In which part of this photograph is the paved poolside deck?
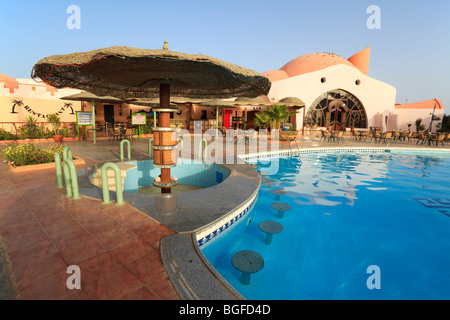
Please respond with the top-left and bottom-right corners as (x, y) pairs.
(0, 133), (448, 300)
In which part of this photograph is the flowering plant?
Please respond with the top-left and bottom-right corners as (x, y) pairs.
(1, 143), (66, 166)
(0, 130), (18, 140)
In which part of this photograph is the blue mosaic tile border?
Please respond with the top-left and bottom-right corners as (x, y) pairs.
(196, 192), (258, 247)
(241, 147), (389, 161)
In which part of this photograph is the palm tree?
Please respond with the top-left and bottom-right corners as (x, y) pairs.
(11, 99), (23, 113)
(254, 110), (272, 130)
(265, 105), (298, 131)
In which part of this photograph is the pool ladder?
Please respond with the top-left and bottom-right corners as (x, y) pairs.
(286, 138), (300, 155)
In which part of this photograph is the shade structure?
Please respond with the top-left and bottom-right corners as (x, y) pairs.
(277, 97), (306, 136)
(277, 97), (305, 107)
(233, 95), (274, 106)
(31, 46), (271, 100)
(60, 92), (124, 143)
(32, 44), (271, 194)
(60, 92), (123, 104)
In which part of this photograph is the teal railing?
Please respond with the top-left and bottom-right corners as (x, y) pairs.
(101, 162), (124, 205)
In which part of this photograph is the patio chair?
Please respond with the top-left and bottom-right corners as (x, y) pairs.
(402, 131), (412, 142)
(361, 130), (370, 141)
(415, 133), (429, 145)
(382, 132), (393, 144)
(336, 131), (344, 143)
(320, 130), (331, 142)
(430, 133), (446, 147)
(444, 132), (450, 144)
(108, 128), (120, 141)
(124, 128), (134, 140)
(371, 130), (381, 143)
(350, 130), (359, 141)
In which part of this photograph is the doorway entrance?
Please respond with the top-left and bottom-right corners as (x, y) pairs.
(224, 110), (233, 128)
(104, 105), (115, 127)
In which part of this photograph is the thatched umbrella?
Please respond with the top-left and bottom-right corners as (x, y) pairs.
(31, 46), (270, 99)
(32, 43), (270, 194)
(60, 92), (123, 143)
(199, 99), (237, 135)
(277, 97), (306, 135)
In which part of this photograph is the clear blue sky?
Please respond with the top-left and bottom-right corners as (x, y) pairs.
(1, 0), (449, 113)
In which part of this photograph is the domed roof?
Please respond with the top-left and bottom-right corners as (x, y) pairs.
(0, 73), (19, 93)
(280, 53), (357, 78)
(263, 48), (371, 82)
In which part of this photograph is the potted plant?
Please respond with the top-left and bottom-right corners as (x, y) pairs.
(47, 113), (63, 143)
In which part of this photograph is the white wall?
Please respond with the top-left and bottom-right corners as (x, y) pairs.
(394, 108), (444, 132)
(266, 64), (397, 131)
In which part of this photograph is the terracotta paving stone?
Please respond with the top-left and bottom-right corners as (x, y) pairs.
(59, 289), (91, 300)
(94, 224), (139, 251)
(122, 285), (160, 300)
(58, 237), (107, 266)
(125, 217), (161, 236)
(73, 209), (111, 226)
(13, 253), (68, 290)
(77, 252), (123, 286)
(84, 266), (143, 300)
(110, 209), (154, 228)
(81, 217), (120, 236)
(49, 224), (94, 251)
(8, 239), (58, 268)
(124, 251), (167, 287)
(109, 238), (156, 265)
(19, 270), (74, 300)
(2, 225), (50, 253)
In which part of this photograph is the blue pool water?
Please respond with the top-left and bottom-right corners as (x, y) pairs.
(122, 159), (230, 193)
(201, 151), (450, 300)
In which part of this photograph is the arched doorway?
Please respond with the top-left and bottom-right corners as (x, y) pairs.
(306, 89), (367, 130)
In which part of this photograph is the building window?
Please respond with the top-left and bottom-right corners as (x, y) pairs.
(305, 89), (367, 130)
(321, 77), (327, 83)
(355, 79), (361, 85)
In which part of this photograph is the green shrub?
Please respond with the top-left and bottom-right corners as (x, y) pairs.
(1, 143), (66, 166)
(0, 130), (19, 140)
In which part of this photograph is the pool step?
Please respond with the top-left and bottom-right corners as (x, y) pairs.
(90, 162), (136, 192)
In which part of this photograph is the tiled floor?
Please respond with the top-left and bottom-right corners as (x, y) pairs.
(0, 134), (448, 300)
(0, 142), (180, 300)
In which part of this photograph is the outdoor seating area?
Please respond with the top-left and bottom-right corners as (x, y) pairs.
(317, 129), (450, 147)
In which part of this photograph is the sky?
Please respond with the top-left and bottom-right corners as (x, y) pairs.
(1, 0), (449, 113)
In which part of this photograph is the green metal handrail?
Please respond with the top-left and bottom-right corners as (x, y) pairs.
(55, 151), (64, 188)
(120, 139), (131, 161)
(63, 158), (80, 200)
(198, 138), (207, 161)
(148, 138), (154, 158)
(63, 146), (73, 161)
(101, 162), (124, 205)
(178, 137), (184, 157)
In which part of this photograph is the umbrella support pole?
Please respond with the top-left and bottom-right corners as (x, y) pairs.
(152, 82), (178, 194)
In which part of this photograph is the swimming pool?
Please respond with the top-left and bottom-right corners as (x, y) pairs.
(200, 150), (450, 300)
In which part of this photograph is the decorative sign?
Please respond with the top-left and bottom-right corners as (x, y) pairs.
(10, 99), (75, 116)
(132, 113), (146, 125)
(76, 111), (93, 126)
